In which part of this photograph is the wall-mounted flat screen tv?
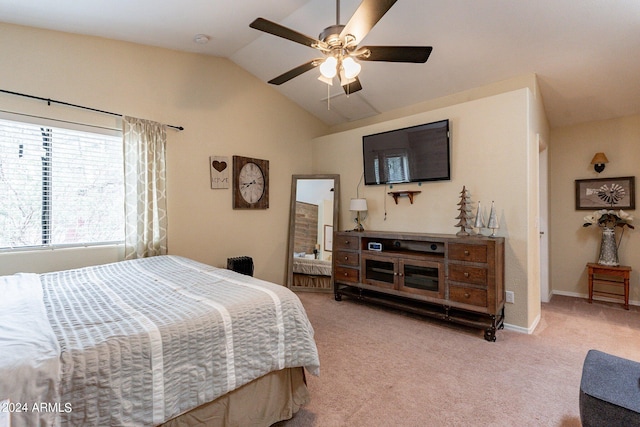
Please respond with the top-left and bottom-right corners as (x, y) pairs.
(362, 119), (450, 186)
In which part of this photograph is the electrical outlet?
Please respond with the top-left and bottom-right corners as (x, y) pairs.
(505, 291), (515, 304)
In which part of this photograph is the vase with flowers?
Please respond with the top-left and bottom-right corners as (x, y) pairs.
(583, 209), (634, 266)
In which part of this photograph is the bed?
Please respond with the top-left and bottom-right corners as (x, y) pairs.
(291, 257), (332, 290)
(0, 255), (320, 427)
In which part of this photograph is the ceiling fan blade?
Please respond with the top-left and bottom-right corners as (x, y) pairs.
(342, 77), (363, 95)
(339, 0), (398, 43)
(360, 46), (433, 63)
(250, 18), (326, 49)
(268, 59), (322, 85)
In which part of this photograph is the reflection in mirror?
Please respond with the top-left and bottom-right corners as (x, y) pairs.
(287, 175), (340, 292)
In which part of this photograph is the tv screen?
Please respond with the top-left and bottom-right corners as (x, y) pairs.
(362, 119), (450, 186)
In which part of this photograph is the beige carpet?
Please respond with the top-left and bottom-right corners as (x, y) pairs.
(277, 293), (640, 427)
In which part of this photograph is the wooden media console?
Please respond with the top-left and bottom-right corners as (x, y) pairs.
(333, 230), (505, 341)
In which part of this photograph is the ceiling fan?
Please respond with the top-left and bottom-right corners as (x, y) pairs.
(250, 0), (432, 94)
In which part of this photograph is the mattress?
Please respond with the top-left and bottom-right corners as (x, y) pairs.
(0, 255), (319, 427)
(292, 257), (332, 276)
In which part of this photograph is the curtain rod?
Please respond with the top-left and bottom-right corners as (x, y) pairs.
(0, 89), (184, 131)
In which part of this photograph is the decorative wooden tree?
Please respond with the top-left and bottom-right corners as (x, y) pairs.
(455, 186), (475, 236)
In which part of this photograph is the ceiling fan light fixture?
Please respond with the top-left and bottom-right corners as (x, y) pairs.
(342, 56), (361, 79)
(339, 69), (356, 87)
(319, 56), (338, 78)
(318, 74), (334, 85)
(250, 0), (432, 94)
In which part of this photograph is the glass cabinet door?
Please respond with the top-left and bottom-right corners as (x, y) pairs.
(362, 254), (396, 290)
(398, 259), (444, 299)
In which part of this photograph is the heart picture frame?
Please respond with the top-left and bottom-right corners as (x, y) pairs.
(210, 155), (230, 189)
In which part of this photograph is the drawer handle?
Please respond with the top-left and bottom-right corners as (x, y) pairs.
(464, 292), (471, 299)
(464, 250), (470, 256)
(344, 240), (351, 245)
(464, 272), (470, 278)
(344, 256), (349, 260)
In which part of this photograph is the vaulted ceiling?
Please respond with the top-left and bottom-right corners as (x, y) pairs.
(2, 0), (639, 128)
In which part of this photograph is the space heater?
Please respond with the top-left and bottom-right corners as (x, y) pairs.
(226, 256), (254, 276)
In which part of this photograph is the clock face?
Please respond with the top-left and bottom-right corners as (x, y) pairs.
(232, 155), (268, 209)
(238, 162), (265, 204)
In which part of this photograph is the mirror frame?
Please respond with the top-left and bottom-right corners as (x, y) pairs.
(286, 174), (340, 292)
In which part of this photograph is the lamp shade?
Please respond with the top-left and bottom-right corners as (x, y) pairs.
(319, 56), (338, 78)
(342, 57), (361, 79)
(350, 198), (368, 212)
(591, 152), (609, 165)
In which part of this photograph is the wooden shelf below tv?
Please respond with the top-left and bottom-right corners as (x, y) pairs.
(388, 190), (421, 204)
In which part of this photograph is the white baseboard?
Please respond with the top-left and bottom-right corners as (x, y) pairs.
(550, 290), (584, 299)
(551, 290), (639, 307)
(504, 290), (640, 335)
(504, 311), (541, 335)
(498, 290), (637, 336)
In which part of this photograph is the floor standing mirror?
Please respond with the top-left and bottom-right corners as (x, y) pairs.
(287, 174), (340, 292)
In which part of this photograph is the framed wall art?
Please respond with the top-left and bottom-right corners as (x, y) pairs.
(210, 156), (229, 189)
(575, 176), (635, 210)
(324, 224), (333, 251)
(232, 155), (269, 209)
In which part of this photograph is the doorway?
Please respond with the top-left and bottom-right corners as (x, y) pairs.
(539, 135), (550, 303)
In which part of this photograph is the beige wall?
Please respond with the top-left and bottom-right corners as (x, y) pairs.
(549, 114), (640, 302)
(312, 88), (547, 329)
(0, 23), (327, 283)
(0, 22), (553, 330)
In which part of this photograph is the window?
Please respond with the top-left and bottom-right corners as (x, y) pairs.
(0, 117), (124, 249)
(373, 150), (410, 184)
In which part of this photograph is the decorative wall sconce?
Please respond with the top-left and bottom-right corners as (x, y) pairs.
(349, 198), (368, 231)
(591, 152), (609, 173)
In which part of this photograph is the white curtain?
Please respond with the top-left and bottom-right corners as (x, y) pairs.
(123, 116), (168, 259)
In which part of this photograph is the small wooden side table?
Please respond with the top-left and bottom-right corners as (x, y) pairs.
(587, 263), (632, 310)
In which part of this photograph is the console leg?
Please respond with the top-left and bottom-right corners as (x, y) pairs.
(483, 314), (501, 342)
(484, 328), (497, 342)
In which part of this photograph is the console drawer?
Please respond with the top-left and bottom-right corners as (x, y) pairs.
(449, 264), (487, 286)
(448, 243), (488, 263)
(336, 250), (360, 267)
(334, 235), (360, 251)
(335, 266), (359, 283)
(449, 285), (487, 307)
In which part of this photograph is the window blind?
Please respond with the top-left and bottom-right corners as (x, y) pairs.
(0, 118), (124, 249)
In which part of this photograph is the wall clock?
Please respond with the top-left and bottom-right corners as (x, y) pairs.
(232, 155), (269, 209)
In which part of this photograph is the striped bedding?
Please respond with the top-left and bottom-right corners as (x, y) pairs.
(292, 257), (332, 276)
(0, 255), (320, 427)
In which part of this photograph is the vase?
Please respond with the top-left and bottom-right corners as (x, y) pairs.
(598, 227), (619, 266)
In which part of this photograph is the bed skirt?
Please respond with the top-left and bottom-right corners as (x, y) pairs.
(293, 273), (332, 290)
(160, 367), (309, 427)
